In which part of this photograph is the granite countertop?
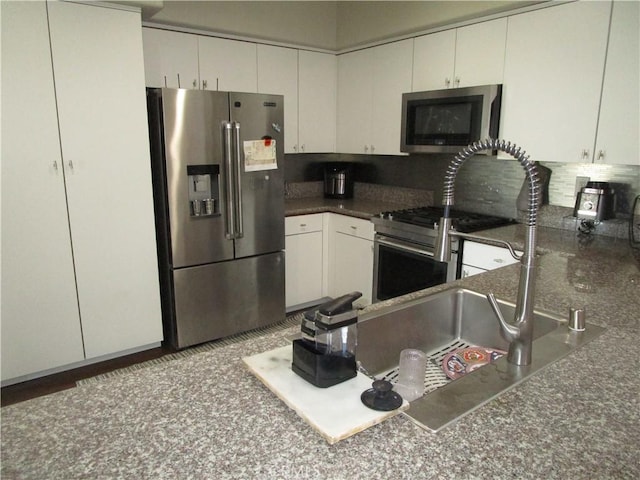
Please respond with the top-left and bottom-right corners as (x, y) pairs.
(284, 181), (434, 219)
(2, 227), (639, 478)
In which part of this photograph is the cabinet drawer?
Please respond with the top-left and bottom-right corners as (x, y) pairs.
(462, 241), (520, 271)
(285, 214), (323, 235)
(330, 214), (374, 241)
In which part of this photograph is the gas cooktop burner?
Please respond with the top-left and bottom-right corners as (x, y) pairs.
(378, 206), (516, 233)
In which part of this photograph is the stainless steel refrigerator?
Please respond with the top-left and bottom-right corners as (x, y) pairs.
(147, 88), (285, 349)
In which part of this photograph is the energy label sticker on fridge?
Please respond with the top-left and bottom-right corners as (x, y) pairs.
(244, 139), (277, 171)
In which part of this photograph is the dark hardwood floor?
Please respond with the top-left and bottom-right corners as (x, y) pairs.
(1, 345), (174, 407)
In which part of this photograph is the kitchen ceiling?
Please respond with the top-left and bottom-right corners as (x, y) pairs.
(125, 0), (545, 52)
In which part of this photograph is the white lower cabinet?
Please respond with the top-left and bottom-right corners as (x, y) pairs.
(285, 214), (326, 309)
(1, 1), (162, 383)
(328, 215), (374, 307)
(461, 241), (521, 278)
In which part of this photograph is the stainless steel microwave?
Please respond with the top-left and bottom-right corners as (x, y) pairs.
(400, 84), (502, 154)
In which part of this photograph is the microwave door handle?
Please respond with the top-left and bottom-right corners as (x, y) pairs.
(232, 122), (244, 238)
(223, 122), (235, 239)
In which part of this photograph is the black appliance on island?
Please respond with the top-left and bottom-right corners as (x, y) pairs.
(371, 206), (517, 302)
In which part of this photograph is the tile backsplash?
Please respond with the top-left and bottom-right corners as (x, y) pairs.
(285, 153), (639, 220)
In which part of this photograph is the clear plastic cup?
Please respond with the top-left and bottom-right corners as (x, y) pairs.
(394, 348), (426, 402)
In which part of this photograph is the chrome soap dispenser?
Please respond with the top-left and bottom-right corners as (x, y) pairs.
(292, 292), (362, 388)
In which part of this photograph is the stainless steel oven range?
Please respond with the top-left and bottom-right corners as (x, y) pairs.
(371, 206), (516, 303)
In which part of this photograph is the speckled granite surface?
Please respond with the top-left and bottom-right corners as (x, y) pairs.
(285, 181), (433, 219)
(2, 225), (639, 479)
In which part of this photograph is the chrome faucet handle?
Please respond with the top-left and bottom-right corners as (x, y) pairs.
(487, 292), (521, 341)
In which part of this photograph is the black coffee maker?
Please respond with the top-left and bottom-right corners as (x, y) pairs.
(324, 162), (354, 199)
(291, 292), (361, 388)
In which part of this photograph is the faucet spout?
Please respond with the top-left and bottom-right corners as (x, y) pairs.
(436, 139), (540, 366)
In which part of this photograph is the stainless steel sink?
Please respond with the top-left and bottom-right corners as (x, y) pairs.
(357, 288), (605, 432)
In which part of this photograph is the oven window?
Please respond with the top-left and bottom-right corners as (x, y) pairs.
(406, 95), (483, 146)
(376, 243), (448, 301)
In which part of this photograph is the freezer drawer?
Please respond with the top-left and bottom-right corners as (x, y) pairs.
(171, 252), (285, 349)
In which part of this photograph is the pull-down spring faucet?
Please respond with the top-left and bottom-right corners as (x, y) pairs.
(435, 139), (540, 366)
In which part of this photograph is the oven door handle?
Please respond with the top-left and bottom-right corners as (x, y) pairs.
(376, 236), (436, 258)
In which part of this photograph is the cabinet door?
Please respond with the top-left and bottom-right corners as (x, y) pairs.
(594, 0), (639, 166)
(501, 1), (611, 162)
(47, 2), (162, 358)
(298, 50), (337, 153)
(413, 30), (456, 91)
(199, 37), (257, 92)
(1, 1), (84, 381)
(331, 233), (373, 307)
(257, 45), (298, 153)
(371, 39), (413, 155)
(337, 48), (374, 154)
(142, 28), (199, 89)
(285, 231), (324, 308)
(454, 18), (507, 88)
(462, 241), (520, 271)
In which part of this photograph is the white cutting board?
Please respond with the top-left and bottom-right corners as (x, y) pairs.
(242, 345), (408, 444)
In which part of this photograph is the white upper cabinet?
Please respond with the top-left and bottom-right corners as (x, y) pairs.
(337, 39), (413, 155)
(413, 18), (507, 91)
(257, 45), (299, 153)
(413, 30), (455, 91)
(298, 50), (337, 153)
(500, 1), (611, 162)
(594, 1), (639, 166)
(337, 48), (373, 154)
(142, 28), (199, 89)
(142, 28), (258, 92)
(199, 36), (257, 92)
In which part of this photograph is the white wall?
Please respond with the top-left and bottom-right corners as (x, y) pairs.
(143, 0), (541, 51)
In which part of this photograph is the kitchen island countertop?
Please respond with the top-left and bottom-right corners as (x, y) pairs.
(2, 224), (639, 479)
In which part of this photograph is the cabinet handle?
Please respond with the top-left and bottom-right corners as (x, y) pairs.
(597, 150), (605, 161)
(177, 73), (181, 88)
(300, 223), (307, 227)
(581, 149), (590, 160)
(53, 160), (58, 171)
(493, 258), (504, 264)
(202, 79), (208, 89)
(301, 144), (305, 153)
(293, 144), (298, 152)
(68, 160), (74, 171)
(192, 79), (197, 88)
(371, 145), (375, 154)
(445, 77), (451, 87)
(454, 77), (460, 87)
(364, 145), (369, 153)
(164, 75), (167, 88)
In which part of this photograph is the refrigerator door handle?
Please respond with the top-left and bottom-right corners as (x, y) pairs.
(223, 121), (236, 239)
(233, 122), (244, 238)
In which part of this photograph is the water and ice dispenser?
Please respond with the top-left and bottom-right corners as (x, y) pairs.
(187, 164), (220, 217)
(292, 292), (362, 388)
